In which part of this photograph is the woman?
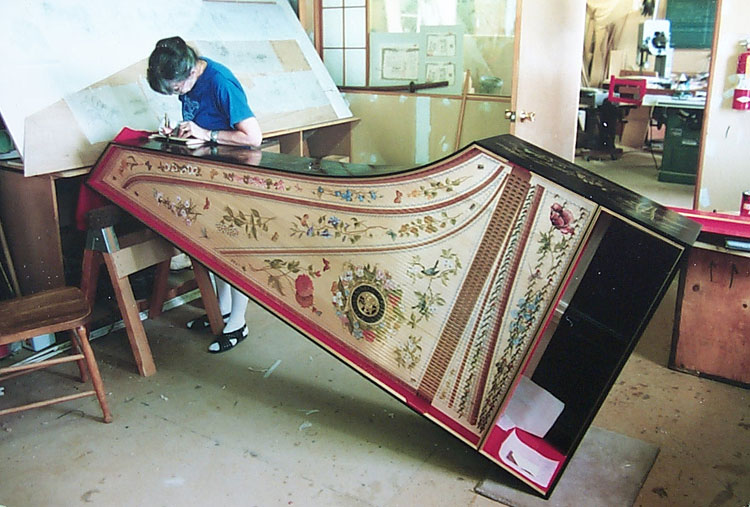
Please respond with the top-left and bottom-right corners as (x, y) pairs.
(147, 36), (262, 353)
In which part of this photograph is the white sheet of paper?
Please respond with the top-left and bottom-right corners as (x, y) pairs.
(499, 429), (559, 488)
(496, 375), (565, 437)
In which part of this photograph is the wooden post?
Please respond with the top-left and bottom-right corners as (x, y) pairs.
(455, 70), (472, 151)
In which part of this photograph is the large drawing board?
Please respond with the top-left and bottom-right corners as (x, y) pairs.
(0, 0), (352, 176)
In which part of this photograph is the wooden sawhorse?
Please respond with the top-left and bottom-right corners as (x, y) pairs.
(79, 211), (222, 377)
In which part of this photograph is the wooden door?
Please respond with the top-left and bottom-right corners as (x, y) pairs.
(510, 0), (587, 160)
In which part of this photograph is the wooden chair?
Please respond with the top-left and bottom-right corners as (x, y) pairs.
(0, 286), (112, 423)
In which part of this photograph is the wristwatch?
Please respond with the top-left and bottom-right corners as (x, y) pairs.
(209, 130), (219, 143)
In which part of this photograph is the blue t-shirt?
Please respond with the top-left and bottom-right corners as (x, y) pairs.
(179, 58), (254, 130)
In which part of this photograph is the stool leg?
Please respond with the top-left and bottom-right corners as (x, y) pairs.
(68, 330), (89, 383)
(72, 325), (113, 423)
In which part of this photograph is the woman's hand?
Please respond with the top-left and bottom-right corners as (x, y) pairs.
(158, 124), (174, 136)
(173, 117), (262, 147)
(176, 121), (210, 141)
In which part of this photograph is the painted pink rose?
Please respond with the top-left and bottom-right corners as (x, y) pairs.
(295, 274), (315, 308)
(550, 203), (575, 234)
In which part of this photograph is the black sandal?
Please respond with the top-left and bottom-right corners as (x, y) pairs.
(208, 325), (248, 354)
(186, 312), (229, 330)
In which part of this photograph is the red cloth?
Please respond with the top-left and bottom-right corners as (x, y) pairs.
(111, 127), (152, 143)
(75, 128), (152, 231)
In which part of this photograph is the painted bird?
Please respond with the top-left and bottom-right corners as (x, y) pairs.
(421, 259), (440, 277)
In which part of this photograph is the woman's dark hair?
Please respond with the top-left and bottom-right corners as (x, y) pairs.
(147, 36), (198, 94)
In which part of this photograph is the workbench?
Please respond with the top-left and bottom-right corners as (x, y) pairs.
(670, 208), (750, 388)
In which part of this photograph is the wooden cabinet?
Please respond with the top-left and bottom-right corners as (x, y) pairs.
(268, 117), (358, 161)
(0, 165), (79, 294)
(669, 209), (750, 388)
(87, 134), (699, 497)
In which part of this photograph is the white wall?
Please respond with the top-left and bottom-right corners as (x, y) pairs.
(695, 0), (750, 212)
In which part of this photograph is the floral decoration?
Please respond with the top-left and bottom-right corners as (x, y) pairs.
(549, 203), (575, 234)
(217, 206), (274, 240)
(157, 160), (201, 177)
(153, 189), (201, 226)
(387, 211), (462, 240)
(477, 198), (589, 430)
(395, 335), (423, 370)
(405, 249), (462, 329)
(290, 214), (387, 244)
(251, 258), (330, 316)
(315, 185), (380, 203)
(295, 274), (315, 308)
(407, 175), (471, 200)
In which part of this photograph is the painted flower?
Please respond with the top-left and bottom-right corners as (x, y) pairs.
(441, 257), (456, 270)
(332, 291), (344, 307)
(295, 274), (315, 308)
(550, 203), (575, 234)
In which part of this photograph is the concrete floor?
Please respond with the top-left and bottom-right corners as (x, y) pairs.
(1, 149), (749, 507)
